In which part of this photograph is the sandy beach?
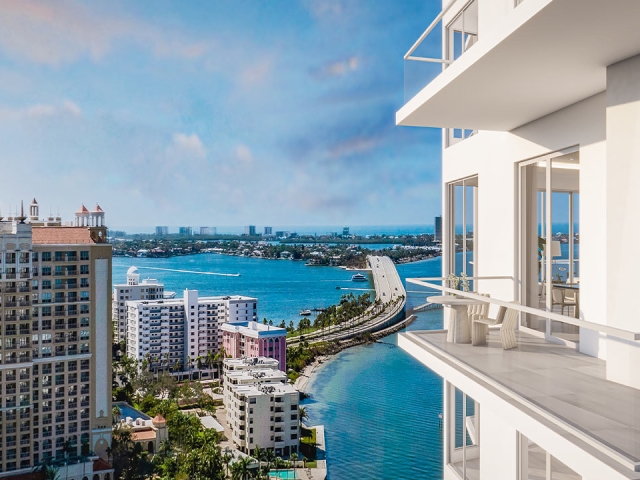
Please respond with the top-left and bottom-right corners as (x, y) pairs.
(293, 355), (330, 393)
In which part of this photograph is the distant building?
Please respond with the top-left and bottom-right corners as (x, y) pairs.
(179, 226), (192, 235)
(112, 266), (164, 344)
(199, 226), (210, 235)
(434, 215), (442, 243)
(275, 231), (286, 238)
(264, 226), (273, 236)
(221, 321), (287, 371)
(245, 225), (256, 236)
(126, 290), (257, 379)
(155, 226), (169, 236)
(223, 357), (300, 457)
(343, 226), (350, 236)
(111, 230), (127, 238)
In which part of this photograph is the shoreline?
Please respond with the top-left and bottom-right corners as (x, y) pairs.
(294, 355), (330, 394)
(293, 314), (418, 395)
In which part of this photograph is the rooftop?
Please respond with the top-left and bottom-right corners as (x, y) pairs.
(231, 381), (297, 396)
(221, 320), (287, 337)
(32, 226), (105, 244)
(399, 330), (640, 474)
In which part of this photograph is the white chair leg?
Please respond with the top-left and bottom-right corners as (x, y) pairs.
(500, 326), (517, 350)
(472, 322), (488, 346)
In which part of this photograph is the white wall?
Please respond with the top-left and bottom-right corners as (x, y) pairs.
(442, 93), (607, 356)
(605, 54), (640, 388)
(479, 406), (517, 480)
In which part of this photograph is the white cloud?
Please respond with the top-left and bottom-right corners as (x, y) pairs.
(313, 56), (359, 79)
(236, 144), (253, 165)
(170, 133), (206, 158)
(0, 99), (81, 121)
(239, 58), (273, 88)
(0, 0), (211, 66)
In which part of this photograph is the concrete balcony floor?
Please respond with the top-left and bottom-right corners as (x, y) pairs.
(399, 329), (640, 474)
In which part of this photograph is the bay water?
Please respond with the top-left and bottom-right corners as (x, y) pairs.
(113, 253), (445, 479)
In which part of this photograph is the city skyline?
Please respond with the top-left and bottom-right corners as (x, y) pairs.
(0, 0), (442, 227)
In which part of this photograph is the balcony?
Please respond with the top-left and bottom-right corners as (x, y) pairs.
(400, 327), (640, 471)
(398, 0), (640, 132)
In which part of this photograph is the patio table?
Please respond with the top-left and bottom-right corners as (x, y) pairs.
(427, 295), (488, 344)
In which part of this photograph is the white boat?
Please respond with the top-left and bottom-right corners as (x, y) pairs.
(299, 309), (312, 316)
(351, 273), (367, 282)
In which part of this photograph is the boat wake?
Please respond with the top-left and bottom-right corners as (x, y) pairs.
(138, 266), (241, 277)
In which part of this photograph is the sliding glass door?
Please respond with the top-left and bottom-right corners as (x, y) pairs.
(519, 149), (580, 344)
(447, 176), (478, 289)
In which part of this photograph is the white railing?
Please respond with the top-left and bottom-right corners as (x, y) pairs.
(404, 0), (457, 63)
(407, 276), (640, 342)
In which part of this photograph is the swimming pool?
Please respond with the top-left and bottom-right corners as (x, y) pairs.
(268, 470), (298, 479)
(113, 402), (150, 421)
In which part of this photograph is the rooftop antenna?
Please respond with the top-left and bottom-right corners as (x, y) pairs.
(17, 200), (27, 223)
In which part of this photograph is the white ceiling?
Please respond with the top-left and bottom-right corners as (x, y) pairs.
(396, 0), (640, 131)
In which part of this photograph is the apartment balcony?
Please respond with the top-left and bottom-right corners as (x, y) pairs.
(398, 0), (640, 131)
(399, 324), (640, 475)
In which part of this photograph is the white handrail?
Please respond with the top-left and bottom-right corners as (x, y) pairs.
(404, 0), (458, 59)
(407, 277), (640, 342)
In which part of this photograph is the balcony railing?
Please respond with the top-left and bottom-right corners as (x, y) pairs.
(407, 276), (640, 342)
(403, 0), (479, 146)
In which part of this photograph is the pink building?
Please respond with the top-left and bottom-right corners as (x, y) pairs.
(221, 321), (287, 371)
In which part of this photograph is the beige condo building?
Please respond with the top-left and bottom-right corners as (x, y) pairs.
(0, 200), (113, 479)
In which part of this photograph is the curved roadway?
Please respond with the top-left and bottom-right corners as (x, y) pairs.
(288, 255), (406, 345)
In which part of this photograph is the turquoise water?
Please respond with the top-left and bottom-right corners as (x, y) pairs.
(113, 402), (150, 421)
(113, 255), (374, 326)
(268, 470), (299, 479)
(112, 253), (445, 479)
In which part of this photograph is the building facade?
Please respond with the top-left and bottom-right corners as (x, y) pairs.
(0, 203), (112, 478)
(223, 357), (299, 457)
(126, 290), (257, 378)
(244, 226), (256, 236)
(397, 1), (640, 479)
(112, 267), (164, 344)
(221, 321), (287, 372)
(155, 226), (168, 236)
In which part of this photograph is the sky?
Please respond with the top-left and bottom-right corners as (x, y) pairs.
(0, 0), (443, 231)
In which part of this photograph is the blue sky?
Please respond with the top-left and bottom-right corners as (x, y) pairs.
(0, 0), (442, 230)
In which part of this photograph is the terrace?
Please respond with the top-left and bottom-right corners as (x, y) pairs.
(400, 278), (640, 478)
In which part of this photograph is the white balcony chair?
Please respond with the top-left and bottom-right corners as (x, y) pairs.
(472, 302), (520, 349)
(468, 293), (490, 326)
(551, 287), (567, 314)
(563, 289), (579, 318)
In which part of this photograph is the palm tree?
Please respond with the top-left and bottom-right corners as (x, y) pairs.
(290, 452), (299, 477)
(231, 455), (252, 480)
(253, 445), (264, 471)
(298, 406), (309, 424)
(112, 405), (122, 425)
(264, 448), (276, 473)
(222, 450), (233, 479)
(207, 350), (216, 378)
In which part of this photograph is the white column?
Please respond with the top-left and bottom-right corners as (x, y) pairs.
(604, 53), (640, 388)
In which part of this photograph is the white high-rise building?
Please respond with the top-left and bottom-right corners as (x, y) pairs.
(126, 290), (257, 378)
(223, 357), (300, 457)
(112, 267), (164, 344)
(397, 2), (640, 480)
